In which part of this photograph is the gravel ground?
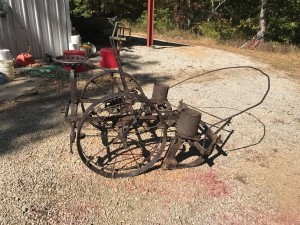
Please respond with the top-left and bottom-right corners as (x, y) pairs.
(1, 44), (300, 225)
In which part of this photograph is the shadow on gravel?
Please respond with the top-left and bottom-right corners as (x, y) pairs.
(131, 72), (172, 86)
(0, 71), (172, 155)
(128, 36), (189, 48)
(121, 53), (161, 71)
(0, 86), (69, 154)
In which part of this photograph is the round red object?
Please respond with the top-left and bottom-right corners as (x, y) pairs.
(99, 48), (118, 68)
(16, 53), (35, 67)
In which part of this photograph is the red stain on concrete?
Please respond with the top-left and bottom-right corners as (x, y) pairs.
(182, 170), (229, 198)
(123, 169), (229, 207)
(275, 214), (300, 225)
(221, 212), (300, 225)
(200, 170), (229, 197)
(62, 201), (101, 224)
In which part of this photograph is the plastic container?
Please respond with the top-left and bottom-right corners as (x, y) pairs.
(70, 35), (81, 46)
(62, 50), (88, 72)
(0, 60), (15, 81)
(99, 48), (118, 68)
(68, 43), (79, 50)
(0, 72), (7, 84)
(0, 49), (12, 60)
(16, 53), (35, 67)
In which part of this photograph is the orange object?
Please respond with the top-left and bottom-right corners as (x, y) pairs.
(16, 53), (35, 67)
(99, 48), (118, 68)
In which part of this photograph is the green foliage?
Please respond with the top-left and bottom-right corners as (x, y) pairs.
(70, 0), (300, 44)
(196, 22), (220, 40)
(136, 8), (176, 33)
(192, 19), (243, 41)
(70, 0), (97, 18)
(135, 10), (148, 31)
(218, 19), (243, 40)
(265, 0), (300, 44)
(237, 18), (259, 37)
(154, 8), (177, 33)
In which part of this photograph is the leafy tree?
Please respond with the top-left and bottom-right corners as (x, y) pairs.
(70, 0), (100, 18)
(70, 0), (300, 44)
(266, 0), (300, 43)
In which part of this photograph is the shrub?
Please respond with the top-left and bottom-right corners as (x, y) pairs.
(195, 22), (220, 40)
(135, 8), (176, 34)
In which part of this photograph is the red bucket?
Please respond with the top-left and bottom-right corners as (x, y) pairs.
(99, 48), (118, 68)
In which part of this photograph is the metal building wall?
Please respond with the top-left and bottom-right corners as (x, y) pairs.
(0, 0), (71, 58)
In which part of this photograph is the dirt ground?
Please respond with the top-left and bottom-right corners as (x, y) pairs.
(0, 44), (299, 224)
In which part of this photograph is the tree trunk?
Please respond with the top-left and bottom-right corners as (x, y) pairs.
(187, 0), (191, 29)
(256, 0), (267, 40)
(241, 0), (267, 49)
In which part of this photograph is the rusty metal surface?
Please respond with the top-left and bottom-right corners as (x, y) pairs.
(58, 21), (271, 178)
(61, 64), (270, 177)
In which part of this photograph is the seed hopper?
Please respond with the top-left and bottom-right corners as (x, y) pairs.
(54, 22), (270, 178)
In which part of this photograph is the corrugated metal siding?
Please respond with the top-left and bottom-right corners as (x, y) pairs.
(0, 0), (71, 58)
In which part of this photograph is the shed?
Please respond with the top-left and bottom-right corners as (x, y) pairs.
(0, 0), (71, 58)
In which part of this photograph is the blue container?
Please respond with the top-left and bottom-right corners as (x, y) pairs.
(0, 72), (6, 84)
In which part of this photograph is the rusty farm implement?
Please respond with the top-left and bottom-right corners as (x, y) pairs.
(54, 22), (270, 178)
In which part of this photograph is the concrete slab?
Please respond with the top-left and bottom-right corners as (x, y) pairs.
(0, 77), (47, 102)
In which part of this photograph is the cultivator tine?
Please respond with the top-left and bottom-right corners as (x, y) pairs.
(161, 137), (183, 170)
(190, 141), (207, 156)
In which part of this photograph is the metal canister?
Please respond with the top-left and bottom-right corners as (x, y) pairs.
(151, 83), (169, 102)
(176, 107), (201, 138)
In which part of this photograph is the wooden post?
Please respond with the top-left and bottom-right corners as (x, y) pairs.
(147, 0), (155, 47)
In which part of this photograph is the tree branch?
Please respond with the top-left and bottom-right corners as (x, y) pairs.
(207, 0), (227, 21)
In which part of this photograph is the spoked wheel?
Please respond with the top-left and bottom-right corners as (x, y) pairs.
(80, 70), (145, 112)
(76, 92), (168, 178)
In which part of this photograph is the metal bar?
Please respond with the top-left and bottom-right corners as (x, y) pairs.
(147, 0), (155, 47)
(82, 115), (160, 123)
(170, 66), (271, 127)
(109, 35), (128, 91)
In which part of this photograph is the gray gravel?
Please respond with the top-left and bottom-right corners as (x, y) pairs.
(1, 44), (300, 225)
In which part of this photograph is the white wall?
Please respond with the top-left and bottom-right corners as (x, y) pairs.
(0, 0), (71, 58)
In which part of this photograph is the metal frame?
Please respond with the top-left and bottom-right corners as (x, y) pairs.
(54, 21), (270, 178)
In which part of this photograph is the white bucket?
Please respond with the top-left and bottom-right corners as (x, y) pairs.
(0, 60), (15, 81)
(0, 49), (12, 60)
(71, 35), (81, 46)
(68, 42), (79, 50)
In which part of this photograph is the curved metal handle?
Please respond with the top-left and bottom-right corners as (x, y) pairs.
(170, 66), (271, 126)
